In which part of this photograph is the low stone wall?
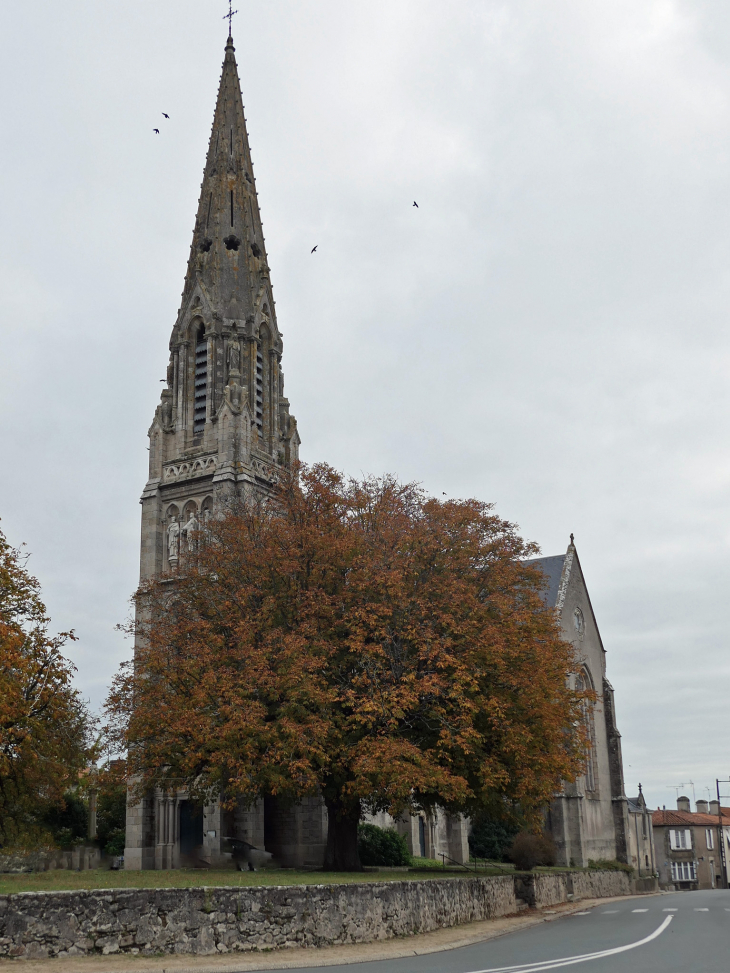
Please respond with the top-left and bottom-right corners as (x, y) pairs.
(514, 873), (568, 909)
(569, 870), (631, 899)
(512, 869), (629, 909)
(0, 877), (517, 959)
(0, 847), (100, 875)
(631, 876), (658, 894)
(0, 871), (631, 960)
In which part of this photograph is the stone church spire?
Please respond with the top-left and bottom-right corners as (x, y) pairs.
(125, 30), (304, 875)
(138, 33), (300, 586)
(179, 34), (270, 320)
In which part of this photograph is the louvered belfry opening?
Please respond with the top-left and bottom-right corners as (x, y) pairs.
(194, 327), (207, 436)
(255, 347), (264, 439)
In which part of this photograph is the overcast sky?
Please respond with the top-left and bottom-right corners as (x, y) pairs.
(2, 0), (729, 813)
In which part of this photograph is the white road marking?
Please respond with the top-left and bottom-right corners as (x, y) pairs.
(694, 908), (709, 912)
(601, 910), (619, 914)
(632, 908), (648, 912)
(663, 908), (678, 912)
(573, 912), (590, 916)
(462, 915), (673, 973)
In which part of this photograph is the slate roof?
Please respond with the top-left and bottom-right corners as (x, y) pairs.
(525, 555), (565, 608)
(627, 797), (646, 815)
(652, 808), (730, 827)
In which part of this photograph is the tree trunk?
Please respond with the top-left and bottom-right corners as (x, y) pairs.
(324, 797), (362, 871)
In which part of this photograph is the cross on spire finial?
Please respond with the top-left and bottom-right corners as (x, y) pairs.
(223, 1), (238, 36)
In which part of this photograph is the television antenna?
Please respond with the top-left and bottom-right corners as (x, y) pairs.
(667, 780), (695, 803)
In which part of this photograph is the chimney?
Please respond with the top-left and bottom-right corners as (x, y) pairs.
(709, 800), (720, 816)
(696, 800), (708, 814)
(677, 795), (691, 812)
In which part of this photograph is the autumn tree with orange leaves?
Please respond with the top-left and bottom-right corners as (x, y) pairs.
(106, 465), (589, 869)
(0, 524), (95, 845)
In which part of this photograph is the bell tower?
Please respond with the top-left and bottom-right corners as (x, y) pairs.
(140, 33), (300, 583)
(124, 34), (300, 870)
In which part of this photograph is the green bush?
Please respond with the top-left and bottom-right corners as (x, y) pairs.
(587, 858), (633, 873)
(96, 782), (126, 856)
(469, 813), (520, 861)
(357, 824), (412, 866)
(104, 828), (126, 857)
(508, 832), (557, 870)
(39, 792), (88, 849)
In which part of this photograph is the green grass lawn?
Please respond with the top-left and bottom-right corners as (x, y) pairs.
(0, 865), (501, 896)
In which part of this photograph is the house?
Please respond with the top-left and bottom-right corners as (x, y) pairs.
(652, 797), (730, 890)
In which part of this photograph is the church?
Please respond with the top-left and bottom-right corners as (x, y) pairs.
(124, 32), (629, 871)
(529, 544), (630, 866)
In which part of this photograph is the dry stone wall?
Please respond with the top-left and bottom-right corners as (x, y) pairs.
(568, 870), (631, 899)
(0, 872), (628, 960)
(0, 848), (100, 875)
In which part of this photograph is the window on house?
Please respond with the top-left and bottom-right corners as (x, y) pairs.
(669, 829), (692, 850)
(670, 861), (696, 882)
(706, 829), (715, 850)
(194, 329), (207, 435)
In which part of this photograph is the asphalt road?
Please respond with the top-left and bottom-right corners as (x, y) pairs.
(278, 890), (730, 973)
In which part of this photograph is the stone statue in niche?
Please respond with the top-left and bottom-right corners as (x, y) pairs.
(167, 517), (180, 560)
(230, 382), (243, 411)
(201, 507), (213, 542)
(160, 389), (173, 428)
(182, 511), (199, 552)
(227, 337), (241, 377)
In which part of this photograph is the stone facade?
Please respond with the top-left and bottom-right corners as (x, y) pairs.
(125, 32), (301, 873)
(366, 809), (469, 866)
(529, 541), (630, 867)
(652, 797), (730, 890)
(125, 32), (468, 872)
(626, 788), (656, 880)
(0, 872), (629, 959)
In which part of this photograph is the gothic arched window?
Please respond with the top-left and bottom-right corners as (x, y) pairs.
(576, 669), (597, 794)
(194, 325), (207, 436)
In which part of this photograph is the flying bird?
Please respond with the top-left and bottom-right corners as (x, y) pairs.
(162, 113), (170, 119)
(153, 128), (160, 134)
(311, 245), (318, 253)
(413, 201), (419, 207)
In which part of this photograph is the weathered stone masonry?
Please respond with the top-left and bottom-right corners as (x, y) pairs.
(0, 872), (630, 959)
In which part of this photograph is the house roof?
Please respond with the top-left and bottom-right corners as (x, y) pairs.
(627, 798), (645, 814)
(652, 808), (730, 827)
(526, 554), (565, 609)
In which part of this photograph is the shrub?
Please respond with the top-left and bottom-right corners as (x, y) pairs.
(508, 832), (557, 870)
(469, 813), (520, 861)
(104, 827), (126, 857)
(357, 824), (412, 866)
(96, 777), (126, 856)
(40, 791), (88, 849)
(587, 858), (633, 873)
